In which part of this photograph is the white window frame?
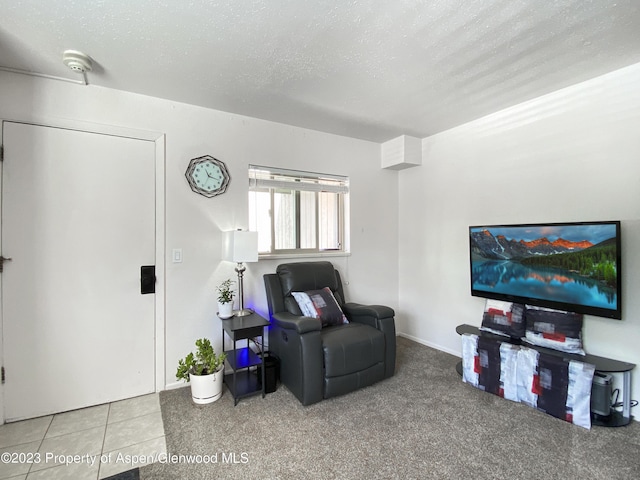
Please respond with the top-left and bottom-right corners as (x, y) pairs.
(249, 165), (350, 258)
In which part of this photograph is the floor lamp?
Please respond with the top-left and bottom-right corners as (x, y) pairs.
(225, 230), (259, 316)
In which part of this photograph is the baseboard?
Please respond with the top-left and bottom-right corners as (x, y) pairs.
(165, 381), (188, 391)
(397, 332), (461, 358)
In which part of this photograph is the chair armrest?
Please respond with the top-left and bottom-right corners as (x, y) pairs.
(343, 302), (394, 328)
(271, 312), (321, 334)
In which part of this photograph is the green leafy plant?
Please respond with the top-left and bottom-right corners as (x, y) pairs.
(176, 338), (227, 381)
(216, 278), (235, 304)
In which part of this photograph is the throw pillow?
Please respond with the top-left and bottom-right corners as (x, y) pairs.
(291, 287), (349, 327)
(523, 306), (585, 355)
(480, 299), (526, 339)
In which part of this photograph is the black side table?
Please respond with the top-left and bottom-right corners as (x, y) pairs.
(220, 312), (270, 406)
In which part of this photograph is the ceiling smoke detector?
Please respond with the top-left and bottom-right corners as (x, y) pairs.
(62, 50), (93, 73)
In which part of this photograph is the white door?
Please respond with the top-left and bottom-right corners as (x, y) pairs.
(1, 121), (156, 421)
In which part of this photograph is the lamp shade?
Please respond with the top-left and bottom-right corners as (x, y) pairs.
(224, 230), (258, 263)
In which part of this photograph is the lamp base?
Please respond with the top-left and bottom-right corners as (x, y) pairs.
(234, 308), (254, 317)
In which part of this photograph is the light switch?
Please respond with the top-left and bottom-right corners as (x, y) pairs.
(172, 248), (183, 263)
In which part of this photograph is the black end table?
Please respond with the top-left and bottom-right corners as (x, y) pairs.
(220, 312), (270, 406)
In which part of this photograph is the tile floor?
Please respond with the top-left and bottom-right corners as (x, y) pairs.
(0, 393), (166, 480)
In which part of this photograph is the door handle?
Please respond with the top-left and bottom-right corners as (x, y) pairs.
(0, 255), (12, 273)
(140, 265), (156, 294)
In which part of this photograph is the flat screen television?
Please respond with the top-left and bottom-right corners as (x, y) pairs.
(469, 221), (621, 319)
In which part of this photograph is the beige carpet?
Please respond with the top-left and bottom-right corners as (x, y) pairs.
(141, 336), (640, 479)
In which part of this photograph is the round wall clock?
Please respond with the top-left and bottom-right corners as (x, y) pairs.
(185, 155), (230, 198)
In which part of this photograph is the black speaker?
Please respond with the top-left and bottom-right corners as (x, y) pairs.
(591, 371), (612, 417)
(257, 352), (280, 394)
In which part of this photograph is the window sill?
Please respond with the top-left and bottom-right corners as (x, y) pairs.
(258, 251), (351, 261)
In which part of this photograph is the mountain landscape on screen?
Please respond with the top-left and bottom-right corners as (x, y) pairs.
(470, 229), (596, 259)
(469, 222), (621, 319)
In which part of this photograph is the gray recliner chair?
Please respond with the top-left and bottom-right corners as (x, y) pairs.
(263, 261), (396, 405)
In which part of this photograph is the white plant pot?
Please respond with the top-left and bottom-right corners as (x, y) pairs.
(218, 301), (233, 319)
(189, 366), (224, 404)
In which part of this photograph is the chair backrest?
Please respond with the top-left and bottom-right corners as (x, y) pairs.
(264, 261), (346, 316)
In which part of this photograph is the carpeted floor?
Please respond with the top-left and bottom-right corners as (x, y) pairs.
(104, 468), (139, 480)
(141, 336), (640, 479)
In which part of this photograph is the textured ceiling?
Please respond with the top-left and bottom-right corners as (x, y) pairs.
(1, 0), (640, 142)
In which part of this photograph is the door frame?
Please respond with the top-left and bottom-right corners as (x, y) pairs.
(0, 117), (166, 424)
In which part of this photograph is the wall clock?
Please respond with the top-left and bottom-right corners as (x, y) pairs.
(185, 155), (230, 198)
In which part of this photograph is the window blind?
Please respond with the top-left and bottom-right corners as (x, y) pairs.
(249, 165), (349, 194)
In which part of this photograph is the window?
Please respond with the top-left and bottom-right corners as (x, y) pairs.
(249, 165), (349, 256)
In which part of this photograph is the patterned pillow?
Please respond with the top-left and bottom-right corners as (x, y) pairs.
(291, 287), (349, 327)
(523, 306), (585, 355)
(480, 300), (526, 339)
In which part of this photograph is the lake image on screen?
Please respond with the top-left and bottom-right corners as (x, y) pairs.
(470, 224), (618, 311)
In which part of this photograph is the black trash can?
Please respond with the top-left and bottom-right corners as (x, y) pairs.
(258, 352), (280, 393)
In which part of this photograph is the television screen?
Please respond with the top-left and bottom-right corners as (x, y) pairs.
(469, 221), (621, 319)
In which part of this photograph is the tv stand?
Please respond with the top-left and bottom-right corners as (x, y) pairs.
(456, 324), (635, 427)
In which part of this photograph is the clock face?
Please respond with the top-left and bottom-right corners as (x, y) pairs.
(185, 155), (230, 197)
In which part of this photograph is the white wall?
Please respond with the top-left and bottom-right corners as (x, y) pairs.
(398, 63), (640, 407)
(0, 71), (399, 392)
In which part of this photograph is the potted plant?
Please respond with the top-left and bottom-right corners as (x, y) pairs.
(176, 338), (227, 404)
(216, 278), (235, 319)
